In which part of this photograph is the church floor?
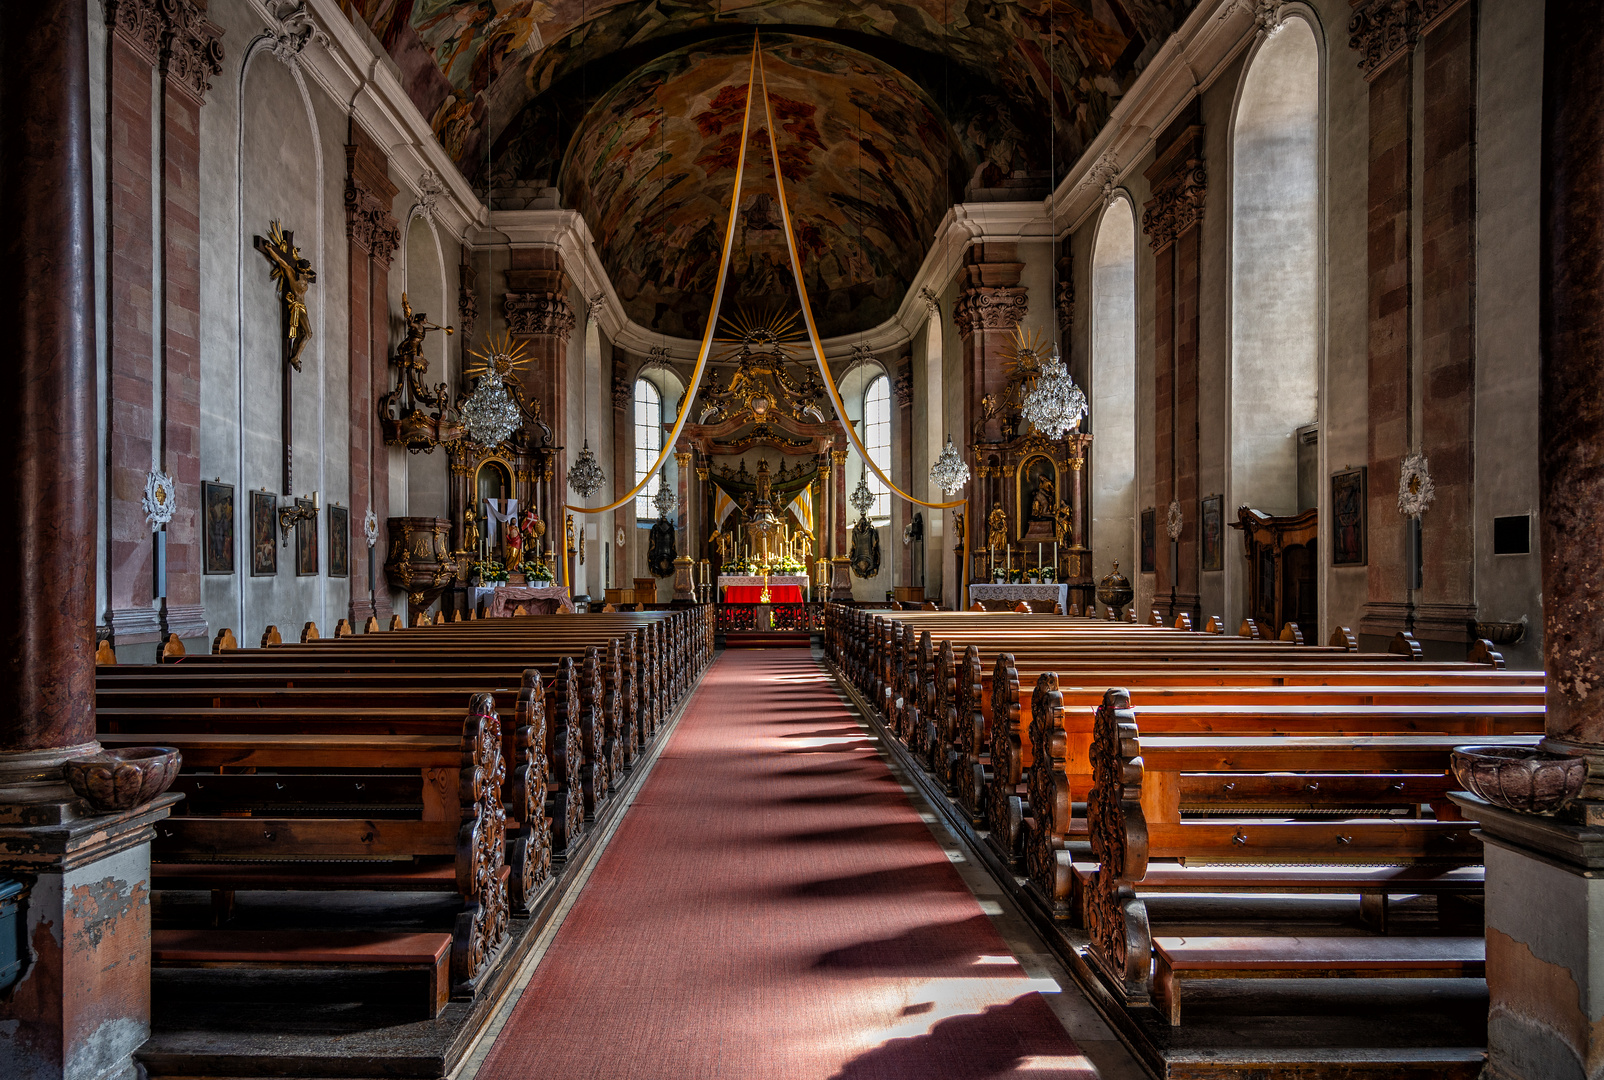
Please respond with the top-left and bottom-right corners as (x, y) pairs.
(463, 647), (1142, 1080)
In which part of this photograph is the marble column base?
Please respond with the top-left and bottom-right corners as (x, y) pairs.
(0, 794), (179, 1080)
(829, 557), (854, 602)
(672, 556), (696, 603)
(1453, 793), (1604, 1080)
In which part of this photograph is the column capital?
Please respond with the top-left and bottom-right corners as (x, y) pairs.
(345, 139), (401, 265)
(159, 0), (225, 105)
(1346, 0), (1469, 80)
(504, 291), (575, 343)
(1142, 126), (1206, 252)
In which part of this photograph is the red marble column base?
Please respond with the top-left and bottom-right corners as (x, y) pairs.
(0, 795), (179, 1080)
(830, 557), (854, 601)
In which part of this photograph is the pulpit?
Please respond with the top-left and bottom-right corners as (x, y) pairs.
(1231, 506), (1318, 636)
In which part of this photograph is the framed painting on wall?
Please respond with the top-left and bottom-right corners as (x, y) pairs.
(295, 499), (318, 576)
(202, 481), (234, 575)
(1332, 466), (1368, 565)
(1201, 494), (1224, 572)
(249, 490), (277, 577)
(329, 505), (349, 579)
(1140, 508), (1156, 573)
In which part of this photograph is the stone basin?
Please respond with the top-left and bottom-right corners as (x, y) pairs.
(1451, 744), (1585, 815)
(65, 745), (182, 813)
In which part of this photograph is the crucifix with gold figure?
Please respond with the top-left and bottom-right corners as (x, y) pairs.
(254, 220), (317, 494)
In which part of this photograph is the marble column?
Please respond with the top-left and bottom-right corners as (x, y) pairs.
(503, 251), (574, 530)
(830, 447), (852, 600)
(672, 450), (695, 603)
(0, 8), (177, 1080)
(1454, 7), (1604, 1080)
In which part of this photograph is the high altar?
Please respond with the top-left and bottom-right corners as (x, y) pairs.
(667, 315), (856, 603)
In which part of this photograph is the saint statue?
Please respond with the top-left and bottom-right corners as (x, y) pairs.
(463, 507), (480, 554)
(987, 504), (1008, 551)
(1054, 502), (1073, 544)
(1030, 474), (1058, 519)
(505, 520), (524, 568)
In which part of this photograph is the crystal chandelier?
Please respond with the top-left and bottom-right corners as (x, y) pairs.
(850, 474), (875, 520)
(652, 483), (676, 519)
(460, 368), (523, 447)
(567, 440), (606, 499)
(929, 434), (971, 495)
(1019, 346), (1089, 439)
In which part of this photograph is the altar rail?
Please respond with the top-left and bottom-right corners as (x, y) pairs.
(715, 602), (827, 634)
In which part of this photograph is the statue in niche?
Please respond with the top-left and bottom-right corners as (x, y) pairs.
(648, 518), (678, 578)
(254, 220), (316, 371)
(1022, 456), (1059, 524)
(395, 292), (453, 377)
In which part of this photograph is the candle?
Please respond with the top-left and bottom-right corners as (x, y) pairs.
(1007, 547), (1011, 571)
(1053, 541), (1059, 576)
(1038, 542), (1043, 570)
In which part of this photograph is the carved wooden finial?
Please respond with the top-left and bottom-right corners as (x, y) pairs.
(1240, 619), (1261, 640)
(1469, 638), (1506, 669)
(159, 633), (185, 663)
(261, 625), (282, 648)
(212, 628), (238, 653)
(411, 611), (429, 627)
(389, 615), (404, 631)
(334, 619), (353, 637)
(363, 616), (380, 634)
(1203, 616), (1224, 635)
(1329, 625), (1358, 651)
(1279, 622), (1305, 646)
(301, 621), (320, 643)
(433, 611), (445, 625)
(1173, 613), (1193, 632)
(95, 639), (116, 665)
(513, 605), (528, 617)
(1390, 631), (1423, 660)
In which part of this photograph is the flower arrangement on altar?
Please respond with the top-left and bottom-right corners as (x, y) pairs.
(724, 556), (757, 575)
(767, 554), (805, 575)
(522, 558), (554, 583)
(474, 559), (509, 584)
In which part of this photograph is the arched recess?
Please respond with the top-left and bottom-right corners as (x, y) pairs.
(838, 358), (892, 598)
(1089, 195), (1138, 596)
(1227, 14), (1322, 628)
(632, 365), (684, 525)
(402, 212), (450, 526)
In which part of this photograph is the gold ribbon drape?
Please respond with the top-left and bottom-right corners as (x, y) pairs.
(563, 33), (762, 515)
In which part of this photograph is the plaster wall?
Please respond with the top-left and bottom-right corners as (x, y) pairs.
(194, 8), (353, 648)
(1088, 198), (1139, 601)
(399, 211), (453, 554)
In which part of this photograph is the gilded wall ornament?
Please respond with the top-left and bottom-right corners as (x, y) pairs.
(1166, 500), (1183, 540)
(253, 220), (316, 372)
(1397, 452), (1436, 516)
(142, 470), (176, 530)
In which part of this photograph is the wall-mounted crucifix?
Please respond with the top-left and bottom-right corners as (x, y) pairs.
(254, 220), (316, 494)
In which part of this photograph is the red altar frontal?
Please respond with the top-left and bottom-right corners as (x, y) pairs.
(719, 574), (809, 604)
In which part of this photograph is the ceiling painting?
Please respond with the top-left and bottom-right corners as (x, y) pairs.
(559, 36), (953, 339)
(344, 1), (1197, 189)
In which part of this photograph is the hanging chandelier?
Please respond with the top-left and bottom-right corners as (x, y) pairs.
(653, 483), (676, 519)
(1019, 346), (1089, 440)
(567, 439), (606, 498)
(460, 368), (522, 447)
(850, 474), (875, 520)
(929, 435), (971, 495)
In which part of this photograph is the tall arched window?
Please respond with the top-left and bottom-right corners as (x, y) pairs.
(863, 375), (891, 524)
(634, 378), (662, 520)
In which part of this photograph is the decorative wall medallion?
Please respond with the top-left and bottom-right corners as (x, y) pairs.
(143, 470), (176, 530)
(363, 507), (379, 547)
(1397, 452), (1436, 516)
(1165, 500), (1183, 540)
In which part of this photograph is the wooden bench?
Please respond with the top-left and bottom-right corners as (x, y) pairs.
(1151, 934), (1486, 1025)
(151, 928), (453, 1018)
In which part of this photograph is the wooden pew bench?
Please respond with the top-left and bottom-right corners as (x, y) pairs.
(1150, 934), (1486, 1026)
(152, 929), (454, 1019)
(99, 711), (515, 989)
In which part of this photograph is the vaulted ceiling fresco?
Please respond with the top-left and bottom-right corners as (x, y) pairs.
(561, 36), (952, 339)
(344, 0), (1197, 335)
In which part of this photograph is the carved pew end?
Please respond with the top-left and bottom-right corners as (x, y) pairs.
(1330, 625), (1359, 651)
(970, 600), (986, 612)
(159, 633), (186, 663)
(1173, 613), (1193, 632)
(411, 611), (430, 628)
(1239, 619), (1262, 640)
(1279, 622), (1304, 645)
(301, 621), (320, 643)
(211, 628), (238, 654)
(95, 639), (116, 665)
(1203, 615), (1224, 635)
(1469, 638), (1506, 669)
(260, 625), (283, 649)
(389, 615), (404, 631)
(334, 618), (353, 637)
(1390, 631), (1424, 660)
(1126, 606), (1137, 623)
(363, 616), (380, 634)
(1150, 609), (1165, 626)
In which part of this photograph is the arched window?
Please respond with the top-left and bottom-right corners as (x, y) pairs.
(634, 378), (662, 521)
(1091, 197), (1138, 586)
(862, 375), (891, 524)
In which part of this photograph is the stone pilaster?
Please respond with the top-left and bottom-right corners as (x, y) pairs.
(504, 250), (574, 530)
(1143, 124), (1205, 626)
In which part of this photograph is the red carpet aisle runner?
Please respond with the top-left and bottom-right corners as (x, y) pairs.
(478, 649), (1093, 1080)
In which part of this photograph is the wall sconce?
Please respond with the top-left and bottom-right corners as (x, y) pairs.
(279, 490), (319, 545)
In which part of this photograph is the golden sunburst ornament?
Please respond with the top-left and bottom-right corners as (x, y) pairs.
(465, 331), (531, 381)
(715, 306), (804, 352)
(1005, 324), (1052, 378)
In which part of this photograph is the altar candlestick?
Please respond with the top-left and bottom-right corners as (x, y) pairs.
(1038, 542), (1043, 570)
(1007, 547), (1012, 571)
(1053, 542), (1059, 576)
